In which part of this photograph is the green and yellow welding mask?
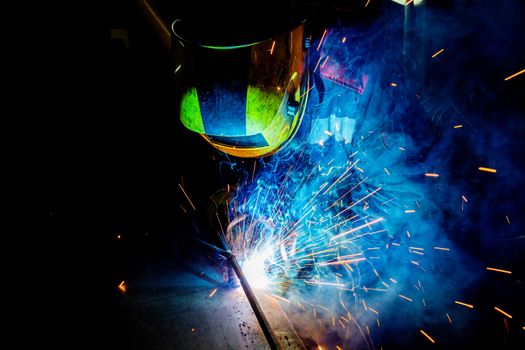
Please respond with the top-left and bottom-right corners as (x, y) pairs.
(172, 18), (310, 158)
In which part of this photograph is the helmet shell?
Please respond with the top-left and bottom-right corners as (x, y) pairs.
(172, 19), (310, 157)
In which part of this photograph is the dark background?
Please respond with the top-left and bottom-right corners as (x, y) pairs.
(9, 0), (223, 347)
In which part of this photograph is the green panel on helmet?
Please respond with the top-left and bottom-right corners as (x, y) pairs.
(261, 109), (288, 150)
(180, 87), (205, 133)
(246, 86), (282, 135)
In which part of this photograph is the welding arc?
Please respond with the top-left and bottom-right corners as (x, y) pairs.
(216, 230), (280, 350)
(187, 231), (279, 350)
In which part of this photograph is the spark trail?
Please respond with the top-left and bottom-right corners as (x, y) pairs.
(224, 135), (464, 348)
(215, 3), (525, 349)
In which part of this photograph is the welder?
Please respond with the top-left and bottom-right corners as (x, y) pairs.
(169, 0), (383, 159)
(137, 0), (384, 287)
(168, 0), (315, 287)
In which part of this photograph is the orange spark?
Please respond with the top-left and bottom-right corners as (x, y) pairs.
(271, 294), (291, 303)
(306, 248), (337, 257)
(486, 267), (512, 274)
(321, 56), (330, 68)
(317, 29), (327, 51)
(313, 55), (323, 73)
(420, 329), (436, 343)
(270, 41), (276, 55)
(342, 36), (347, 43)
(454, 124), (463, 129)
(494, 307), (512, 319)
(433, 246), (450, 251)
(425, 173), (439, 177)
(178, 183), (196, 210)
(446, 313), (453, 323)
(334, 186), (381, 217)
(405, 209), (416, 213)
(432, 48), (445, 58)
(454, 301), (474, 309)
(365, 0), (371, 8)
(304, 281), (346, 287)
(209, 288), (218, 298)
(478, 167), (497, 173)
(399, 294), (413, 302)
(330, 217), (383, 241)
(409, 246), (424, 251)
(118, 281), (127, 293)
(390, 82), (398, 87)
(504, 68), (525, 81)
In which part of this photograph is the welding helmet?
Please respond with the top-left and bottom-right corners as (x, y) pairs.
(171, 8), (310, 158)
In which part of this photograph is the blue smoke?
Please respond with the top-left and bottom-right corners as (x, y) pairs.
(220, 1), (525, 349)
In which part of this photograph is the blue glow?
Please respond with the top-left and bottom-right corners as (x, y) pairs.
(221, 2), (525, 348)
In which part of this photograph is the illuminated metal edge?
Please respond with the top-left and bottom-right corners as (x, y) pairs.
(138, 0), (172, 51)
(216, 230), (280, 350)
(186, 232), (279, 349)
